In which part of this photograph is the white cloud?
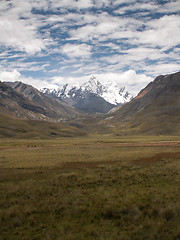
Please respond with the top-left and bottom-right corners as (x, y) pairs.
(20, 76), (58, 90)
(158, 1), (180, 13)
(122, 2), (159, 12)
(112, 0), (136, 4)
(68, 12), (180, 53)
(69, 13), (141, 42)
(97, 44), (179, 77)
(0, 19), (46, 53)
(0, 0), (46, 54)
(121, 47), (174, 62)
(1, 67), (177, 97)
(0, 70), (21, 82)
(0, 69), (57, 89)
(0, 0), (179, 92)
(94, 70), (153, 95)
(30, 0), (136, 11)
(62, 44), (92, 58)
(48, 0), (135, 10)
(49, 70), (153, 96)
(143, 63), (180, 77)
(46, 0), (93, 10)
(136, 15), (180, 49)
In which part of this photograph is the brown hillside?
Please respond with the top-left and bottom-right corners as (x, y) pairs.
(109, 71), (180, 135)
(1, 81), (80, 121)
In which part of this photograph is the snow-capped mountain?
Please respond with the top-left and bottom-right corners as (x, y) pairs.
(81, 76), (132, 105)
(41, 76), (133, 106)
(42, 83), (79, 99)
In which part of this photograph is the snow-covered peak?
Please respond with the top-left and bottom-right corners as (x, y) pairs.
(41, 83), (80, 98)
(81, 76), (104, 95)
(89, 75), (96, 82)
(41, 75), (133, 105)
(81, 76), (133, 105)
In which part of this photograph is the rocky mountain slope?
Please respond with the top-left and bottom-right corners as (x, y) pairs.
(1, 81), (80, 121)
(109, 71), (180, 135)
(41, 76), (132, 113)
(1, 71), (180, 137)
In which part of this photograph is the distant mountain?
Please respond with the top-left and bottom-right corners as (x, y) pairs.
(1, 71), (180, 137)
(109, 71), (180, 135)
(81, 76), (132, 105)
(41, 76), (133, 113)
(2, 81), (80, 121)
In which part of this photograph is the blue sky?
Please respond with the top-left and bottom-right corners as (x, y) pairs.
(0, 0), (179, 95)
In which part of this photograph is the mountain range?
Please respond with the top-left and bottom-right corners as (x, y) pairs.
(108, 71), (180, 135)
(0, 71), (180, 137)
(41, 76), (132, 113)
(2, 81), (80, 121)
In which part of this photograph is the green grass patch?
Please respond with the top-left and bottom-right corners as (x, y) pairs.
(0, 136), (180, 240)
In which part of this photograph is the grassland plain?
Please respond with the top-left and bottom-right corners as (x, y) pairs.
(0, 135), (180, 240)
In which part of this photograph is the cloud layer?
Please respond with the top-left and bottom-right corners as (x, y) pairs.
(0, 0), (179, 95)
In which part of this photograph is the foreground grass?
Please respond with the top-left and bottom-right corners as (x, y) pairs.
(0, 136), (180, 240)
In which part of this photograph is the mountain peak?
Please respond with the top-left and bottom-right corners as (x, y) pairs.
(88, 75), (100, 86)
(82, 76), (103, 95)
(89, 75), (97, 82)
(41, 76), (133, 111)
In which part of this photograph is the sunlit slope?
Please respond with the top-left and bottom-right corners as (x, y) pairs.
(0, 113), (86, 138)
(0, 81), (80, 121)
(110, 71), (180, 135)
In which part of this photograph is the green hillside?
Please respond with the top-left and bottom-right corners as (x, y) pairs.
(0, 113), (86, 139)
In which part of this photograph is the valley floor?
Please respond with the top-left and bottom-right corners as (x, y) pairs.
(0, 135), (180, 240)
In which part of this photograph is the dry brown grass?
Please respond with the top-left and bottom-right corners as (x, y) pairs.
(0, 136), (180, 240)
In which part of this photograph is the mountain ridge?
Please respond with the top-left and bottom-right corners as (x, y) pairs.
(108, 71), (180, 135)
(41, 76), (133, 113)
(1, 71), (180, 137)
(2, 81), (80, 121)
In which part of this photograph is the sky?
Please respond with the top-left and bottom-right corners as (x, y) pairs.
(0, 0), (179, 96)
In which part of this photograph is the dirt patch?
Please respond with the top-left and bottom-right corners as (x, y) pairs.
(134, 152), (180, 165)
(61, 160), (117, 170)
(135, 89), (150, 99)
(109, 141), (180, 147)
